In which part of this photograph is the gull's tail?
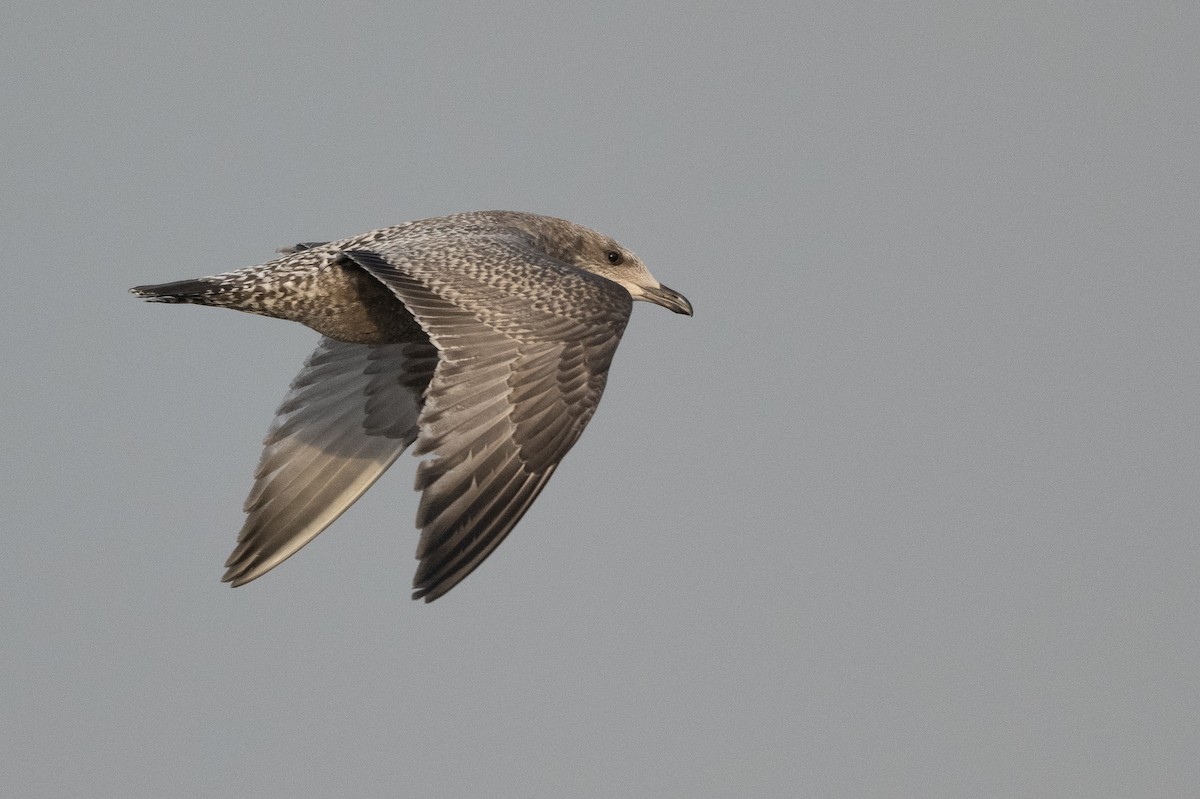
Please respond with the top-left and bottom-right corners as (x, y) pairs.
(130, 278), (225, 305)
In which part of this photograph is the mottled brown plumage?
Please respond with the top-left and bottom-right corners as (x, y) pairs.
(132, 211), (692, 601)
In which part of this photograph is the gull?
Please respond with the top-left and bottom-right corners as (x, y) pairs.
(131, 211), (693, 601)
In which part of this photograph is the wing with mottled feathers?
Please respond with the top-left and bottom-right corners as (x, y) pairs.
(223, 336), (436, 586)
(343, 241), (632, 601)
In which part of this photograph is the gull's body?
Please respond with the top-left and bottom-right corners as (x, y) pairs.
(132, 211), (692, 601)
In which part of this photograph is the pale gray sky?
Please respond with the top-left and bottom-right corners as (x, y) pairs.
(3, 2), (1198, 796)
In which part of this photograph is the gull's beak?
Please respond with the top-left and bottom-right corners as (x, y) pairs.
(640, 283), (694, 316)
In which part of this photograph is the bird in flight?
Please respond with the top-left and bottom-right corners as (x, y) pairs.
(131, 211), (693, 601)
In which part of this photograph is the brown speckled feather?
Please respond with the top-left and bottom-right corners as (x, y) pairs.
(131, 211), (692, 601)
(341, 245), (631, 600)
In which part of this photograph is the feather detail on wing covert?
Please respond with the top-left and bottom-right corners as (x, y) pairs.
(342, 245), (631, 600)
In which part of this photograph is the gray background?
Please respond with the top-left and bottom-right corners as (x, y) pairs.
(3, 2), (1197, 796)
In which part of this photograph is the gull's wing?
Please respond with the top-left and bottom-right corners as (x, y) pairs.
(223, 335), (436, 586)
(343, 241), (633, 601)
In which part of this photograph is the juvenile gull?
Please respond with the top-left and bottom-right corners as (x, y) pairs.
(131, 211), (692, 601)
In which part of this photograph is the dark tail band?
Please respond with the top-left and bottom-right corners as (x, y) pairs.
(129, 278), (221, 303)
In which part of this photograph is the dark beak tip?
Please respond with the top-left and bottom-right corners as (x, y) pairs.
(647, 283), (693, 316)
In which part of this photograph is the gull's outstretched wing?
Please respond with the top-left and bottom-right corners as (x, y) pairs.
(223, 335), (436, 585)
(343, 239), (633, 601)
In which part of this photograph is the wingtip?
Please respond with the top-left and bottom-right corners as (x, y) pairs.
(411, 567), (458, 602)
(221, 568), (247, 587)
(221, 555), (263, 587)
(411, 584), (446, 603)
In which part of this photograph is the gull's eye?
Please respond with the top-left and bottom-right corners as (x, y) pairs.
(605, 250), (624, 265)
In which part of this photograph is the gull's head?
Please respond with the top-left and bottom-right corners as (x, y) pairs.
(522, 215), (694, 316)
